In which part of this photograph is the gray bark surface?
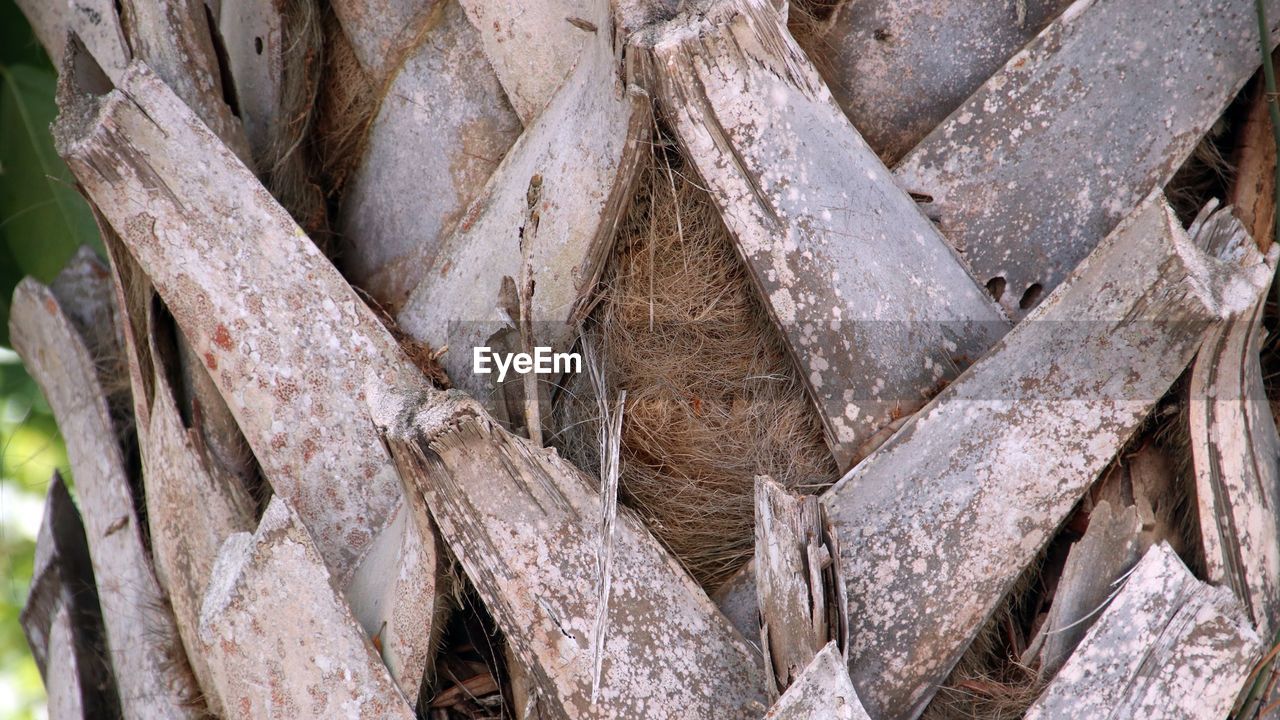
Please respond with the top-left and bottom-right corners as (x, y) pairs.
(817, 0), (1072, 163)
(1025, 543), (1263, 720)
(637, 0), (1009, 469)
(54, 61), (443, 700)
(372, 385), (770, 719)
(822, 195), (1271, 719)
(763, 643), (870, 720)
(397, 0), (648, 422)
(11, 273), (200, 719)
(198, 498), (417, 719)
(896, 0), (1280, 318)
(338, 0), (521, 309)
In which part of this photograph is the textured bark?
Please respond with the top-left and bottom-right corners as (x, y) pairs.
(397, 0), (649, 422)
(10, 274), (201, 719)
(712, 562), (761, 644)
(372, 385), (770, 719)
(896, 0), (1280, 319)
(21, 473), (118, 718)
(1024, 500), (1144, 678)
(1188, 208), (1280, 637)
(69, 0), (130, 80)
(198, 498), (417, 719)
(755, 476), (847, 696)
(458, 0), (592, 123)
(338, 0), (520, 309)
(814, 0), (1073, 163)
(1231, 67), (1280, 252)
(1025, 543), (1263, 719)
(96, 0), (265, 494)
(142, 329), (257, 715)
(637, 0), (1009, 469)
(214, 0), (284, 163)
(54, 62), (444, 700)
(821, 195), (1272, 720)
(16, 0), (131, 81)
(119, 0), (251, 160)
(329, 0), (438, 81)
(763, 643), (870, 720)
(43, 605), (87, 720)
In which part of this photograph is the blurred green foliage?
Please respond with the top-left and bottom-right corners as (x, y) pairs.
(1, 0), (103, 717)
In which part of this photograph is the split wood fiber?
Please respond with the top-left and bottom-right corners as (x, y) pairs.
(1188, 208), (1280, 637)
(1024, 544), (1262, 719)
(373, 384), (770, 719)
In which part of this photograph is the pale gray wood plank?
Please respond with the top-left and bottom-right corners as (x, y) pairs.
(821, 195), (1271, 719)
(896, 0), (1280, 318)
(637, 0), (1010, 469)
(1025, 543), (1263, 720)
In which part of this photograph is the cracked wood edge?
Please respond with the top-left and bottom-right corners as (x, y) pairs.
(142, 333), (257, 716)
(819, 194), (1272, 720)
(458, 0), (593, 123)
(53, 61), (444, 700)
(119, 0), (251, 161)
(762, 642), (870, 720)
(1189, 209), (1280, 638)
(755, 476), (847, 697)
(1023, 440), (1185, 671)
(14, 0), (130, 80)
(636, 0), (1010, 470)
(814, 0), (1073, 164)
(397, 0), (649, 416)
(895, 0), (1280, 319)
(1024, 500), (1144, 678)
(10, 276), (201, 720)
(21, 473), (119, 718)
(371, 384), (770, 719)
(198, 498), (417, 719)
(338, 0), (521, 309)
(1025, 543), (1263, 719)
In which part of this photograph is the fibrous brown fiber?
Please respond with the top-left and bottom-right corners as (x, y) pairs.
(558, 138), (838, 590)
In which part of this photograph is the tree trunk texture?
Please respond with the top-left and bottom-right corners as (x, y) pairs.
(373, 384), (769, 718)
(895, 0), (1280, 319)
(636, 0), (1009, 469)
(55, 55), (445, 701)
(1023, 543), (1263, 720)
(12, 0), (1280, 718)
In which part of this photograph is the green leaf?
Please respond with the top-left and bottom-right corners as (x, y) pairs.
(0, 0), (50, 71)
(0, 63), (103, 345)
